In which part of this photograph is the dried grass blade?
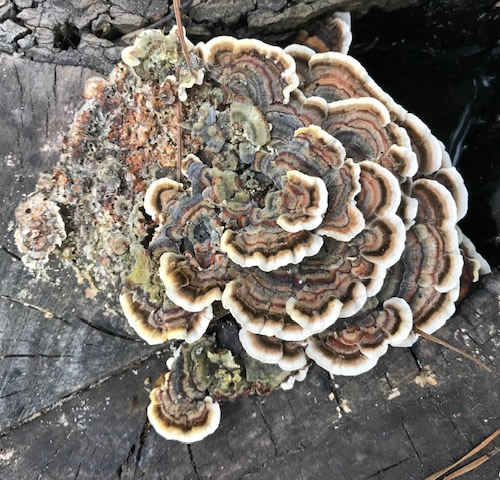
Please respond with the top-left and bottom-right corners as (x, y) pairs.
(426, 428), (500, 480)
(174, 0), (193, 73)
(176, 100), (183, 182)
(443, 447), (500, 479)
(415, 328), (492, 373)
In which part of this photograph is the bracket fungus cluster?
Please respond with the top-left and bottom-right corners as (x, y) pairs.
(15, 16), (490, 443)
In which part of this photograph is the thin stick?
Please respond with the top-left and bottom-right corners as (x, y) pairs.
(121, 0), (193, 41)
(176, 100), (183, 182)
(121, 13), (174, 41)
(425, 428), (500, 480)
(415, 327), (492, 373)
(443, 447), (500, 479)
(173, 0), (193, 73)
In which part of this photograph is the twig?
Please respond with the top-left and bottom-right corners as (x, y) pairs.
(426, 427), (500, 480)
(176, 100), (183, 182)
(173, 0), (193, 73)
(121, 0), (193, 42)
(443, 447), (500, 479)
(415, 327), (492, 373)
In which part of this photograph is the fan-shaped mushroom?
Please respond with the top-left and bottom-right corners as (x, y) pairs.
(13, 14), (490, 444)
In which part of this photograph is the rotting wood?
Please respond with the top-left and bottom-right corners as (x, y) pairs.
(0, 2), (499, 479)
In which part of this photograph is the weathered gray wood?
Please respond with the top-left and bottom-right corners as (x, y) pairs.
(0, 54), (157, 431)
(0, 276), (498, 479)
(0, 0), (423, 73)
(0, 1), (499, 479)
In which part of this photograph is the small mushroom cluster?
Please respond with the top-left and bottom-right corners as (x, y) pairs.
(14, 18), (490, 443)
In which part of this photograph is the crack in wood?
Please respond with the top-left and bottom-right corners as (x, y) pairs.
(408, 346), (423, 371)
(74, 460), (82, 480)
(74, 315), (140, 343)
(0, 346), (168, 437)
(0, 388), (30, 400)
(237, 438), (310, 479)
(284, 390), (298, 420)
(1, 246), (22, 262)
(0, 293), (139, 342)
(0, 293), (72, 325)
(258, 401), (278, 456)
(187, 444), (201, 480)
(323, 369), (343, 411)
(133, 418), (150, 475)
(366, 455), (415, 478)
(433, 402), (473, 450)
(53, 64), (58, 110)
(399, 409), (424, 467)
(384, 372), (394, 390)
(12, 60), (25, 168)
(35, 438), (67, 480)
(116, 416), (150, 479)
(1, 353), (74, 359)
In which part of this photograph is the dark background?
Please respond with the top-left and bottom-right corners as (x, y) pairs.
(350, 1), (500, 268)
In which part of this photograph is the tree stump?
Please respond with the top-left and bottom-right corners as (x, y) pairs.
(0, 1), (498, 479)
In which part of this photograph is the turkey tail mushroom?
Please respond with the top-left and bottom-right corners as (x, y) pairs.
(13, 20), (491, 444)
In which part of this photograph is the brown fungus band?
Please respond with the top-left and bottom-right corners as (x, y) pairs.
(14, 18), (490, 443)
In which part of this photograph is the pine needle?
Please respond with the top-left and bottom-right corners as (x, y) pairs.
(426, 428), (500, 480)
(415, 327), (492, 373)
(173, 0), (193, 73)
(176, 100), (183, 182)
(443, 447), (500, 479)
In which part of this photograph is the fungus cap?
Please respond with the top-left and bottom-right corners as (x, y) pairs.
(148, 376), (221, 443)
(12, 17), (491, 445)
